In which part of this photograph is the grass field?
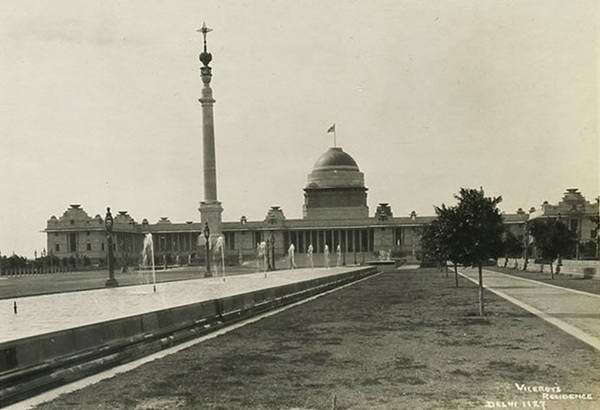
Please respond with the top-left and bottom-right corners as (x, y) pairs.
(36, 268), (600, 409)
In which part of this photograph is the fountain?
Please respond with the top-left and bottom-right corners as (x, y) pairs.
(214, 235), (226, 281)
(324, 244), (330, 269)
(307, 244), (314, 270)
(336, 244), (342, 267)
(288, 243), (296, 269)
(257, 241), (267, 276)
(367, 249), (397, 272)
(142, 233), (157, 292)
(255, 242), (261, 272)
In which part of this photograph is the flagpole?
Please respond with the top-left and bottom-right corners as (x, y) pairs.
(328, 123), (336, 147)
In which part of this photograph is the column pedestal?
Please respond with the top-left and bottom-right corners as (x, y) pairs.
(199, 201), (223, 236)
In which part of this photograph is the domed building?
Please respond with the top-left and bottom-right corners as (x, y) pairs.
(303, 147), (368, 220)
(44, 145), (534, 267)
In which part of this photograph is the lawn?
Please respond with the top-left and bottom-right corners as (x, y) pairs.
(37, 268), (600, 409)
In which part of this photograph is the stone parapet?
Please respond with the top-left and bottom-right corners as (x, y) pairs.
(499, 258), (600, 279)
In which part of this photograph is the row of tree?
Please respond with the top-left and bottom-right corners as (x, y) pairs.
(421, 187), (577, 316)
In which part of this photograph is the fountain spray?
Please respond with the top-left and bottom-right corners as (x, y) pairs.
(143, 233), (157, 293)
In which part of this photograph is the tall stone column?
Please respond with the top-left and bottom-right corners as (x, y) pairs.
(197, 23), (223, 236)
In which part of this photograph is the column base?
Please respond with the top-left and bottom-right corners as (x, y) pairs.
(105, 278), (119, 287)
(199, 201), (223, 236)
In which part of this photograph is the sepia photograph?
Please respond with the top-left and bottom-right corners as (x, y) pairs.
(0, 1), (598, 409)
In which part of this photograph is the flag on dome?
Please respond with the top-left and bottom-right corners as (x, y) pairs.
(327, 124), (335, 133)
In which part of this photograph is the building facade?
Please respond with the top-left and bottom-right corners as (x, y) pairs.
(527, 188), (599, 259)
(45, 147), (597, 267)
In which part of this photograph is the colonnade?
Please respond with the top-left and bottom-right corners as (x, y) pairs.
(287, 228), (374, 254)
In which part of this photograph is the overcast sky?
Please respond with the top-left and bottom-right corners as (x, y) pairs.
(0, 0), (597, 257)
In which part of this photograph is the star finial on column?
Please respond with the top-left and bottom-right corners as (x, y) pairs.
(197, 22), (213, 67)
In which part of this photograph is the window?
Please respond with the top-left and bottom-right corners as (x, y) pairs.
(224, 232), (235, 250)
(348, 230), (354, 252)
(570, 219), (578, 233)
(298, 231), (304, 253)
(86, 231), (90, 236)
(101, 243), (105, 251)
(55, 243), (60, 252)
(69, 233), (77, 252)
(86, 243), (92, 251)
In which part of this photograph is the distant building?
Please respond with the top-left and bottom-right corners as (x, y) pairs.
(528, 188), (599, 258)
(46, 147), (597, 267)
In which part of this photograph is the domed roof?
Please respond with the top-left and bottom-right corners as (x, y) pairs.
(312, 147), (359, 171)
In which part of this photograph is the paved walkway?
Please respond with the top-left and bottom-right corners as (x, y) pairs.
(460, 268), (600, 351)
(0, 267), (361, 345)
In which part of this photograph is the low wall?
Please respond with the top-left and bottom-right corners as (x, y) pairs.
(560, 259), (600, 278)
(0, 267), (376, 378)
(498, 258), (600, 279)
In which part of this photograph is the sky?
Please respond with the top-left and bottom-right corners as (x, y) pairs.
(0, 0), (598, 257)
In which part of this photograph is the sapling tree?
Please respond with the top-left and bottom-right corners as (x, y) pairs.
(435, 204), (464, 288)
(451, 188), (504, 316)
(421, 220), (449, 275)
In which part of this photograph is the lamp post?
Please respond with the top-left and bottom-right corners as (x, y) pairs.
(556, 213), (563, 275)
(522, 222), (529, 271)
(267, 232), (275, 271)
(105, 207), (118, 287)
(271, 232), (276, 270)
(203, 222), (211, 277)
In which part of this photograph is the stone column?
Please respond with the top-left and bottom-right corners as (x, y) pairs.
(197, 24), (223, 237)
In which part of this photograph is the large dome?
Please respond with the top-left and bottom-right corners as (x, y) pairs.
(312, 147), (359, 171)
(306, 146), (365, 190)
(304, 146), (368, 219)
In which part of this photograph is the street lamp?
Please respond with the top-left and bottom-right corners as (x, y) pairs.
(522, 221), (530, 271)
(556, 213), (563, 274)
(105, 207), (118, 287)
(270, 232), (276, 271)
(203, 222), (211, 277)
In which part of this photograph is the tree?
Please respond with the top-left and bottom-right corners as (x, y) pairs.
(0, 254), (28, 270)
(529, 218), (576, 279)
(435, 204), (464, 288)
(420, 220), (449, 274)
(590, 213), (600, 259)
(451, 188), (504, 316)
(501, 231), (523, 267)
